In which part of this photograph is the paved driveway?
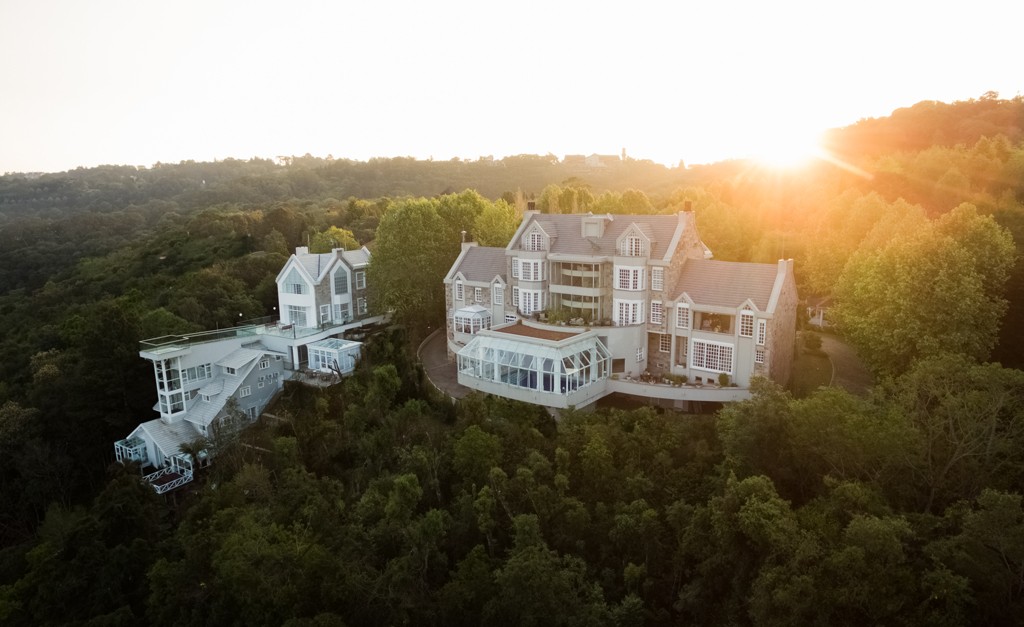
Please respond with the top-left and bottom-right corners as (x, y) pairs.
(820, 333), (874, 396)
(418, 329), (472, 400)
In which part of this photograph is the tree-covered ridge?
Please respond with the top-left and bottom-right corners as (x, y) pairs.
(3, 331), (1021, 626)
(0, 93), (1023, 625)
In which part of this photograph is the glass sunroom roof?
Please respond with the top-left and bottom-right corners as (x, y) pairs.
(457, 333), (609, 364)
(455, 305), (490, 319)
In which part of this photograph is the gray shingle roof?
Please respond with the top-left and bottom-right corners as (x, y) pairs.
(453, 246), (507, 283)
(342, 248), (370, 267)
(297, 252), (334, 280)
(519, 213), (681, 259)
(137, 419), (201, 461)
(673, 259), (780, 311)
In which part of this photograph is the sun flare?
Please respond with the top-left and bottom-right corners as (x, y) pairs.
(746, 127), (825, 169)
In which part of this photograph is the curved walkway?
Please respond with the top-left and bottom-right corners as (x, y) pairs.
(418, 329), (472, 400)
(820, 333), (874, 396)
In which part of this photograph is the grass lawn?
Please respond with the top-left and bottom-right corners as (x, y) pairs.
(790, 348), (832, 398)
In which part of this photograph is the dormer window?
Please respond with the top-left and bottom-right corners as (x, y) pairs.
(524, 231), (544, 252)
(624, 236), (644, 256)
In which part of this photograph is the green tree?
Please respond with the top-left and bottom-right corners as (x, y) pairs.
(474, 199), (520, 247)
(833, 205), (1015, 375)
(309, 226), (359, 253)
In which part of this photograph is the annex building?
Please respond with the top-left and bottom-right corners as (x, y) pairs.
(114, 246), (385, 492)
(443, 209), (797, 409)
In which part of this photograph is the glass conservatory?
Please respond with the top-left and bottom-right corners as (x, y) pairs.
(308, 338), (362, 374)
(457, 333), (610, 396)
(453, 304), (492, 335)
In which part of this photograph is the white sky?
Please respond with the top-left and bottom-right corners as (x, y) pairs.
(1, 0), (1021, 173)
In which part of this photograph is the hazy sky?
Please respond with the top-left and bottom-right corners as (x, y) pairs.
(1, 0), (1021, 173)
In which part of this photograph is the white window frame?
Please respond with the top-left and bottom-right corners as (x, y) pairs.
(757, 319), (767, 346)
(620, 234), (645, 257)
(474, 287), (482, 303)
(520, 260), (543, 282)
(357, 297), (368, 315)
(355, 271), (366, 289)
(614, 299), (644, 325)
(493, 284), (504, 305)
(512, 286), (520, 307)
(676, 304), (691, 330)
(525, 231), (544, 251)
(755, 347), (765, 364)
(259, 360), (270, 370)
(636, 346), (645, 362)
(690, 339), (734, 375)
(455, 280), (464, 302)
(519, 289), (542, 315)
(504, 313), (518, 324)
(614, 266), (644, 291)
(512, 257), (520, 279)
(320, 304), (331, 324)
(287, 304), (307, 328)
(225, 366), (237, 376)
(659, 334), (671, 353)
(651, 267), (664, 291)
(740, 311), (755, 338)
(650, 301), (664, 325)
(240, 386), (252, 398)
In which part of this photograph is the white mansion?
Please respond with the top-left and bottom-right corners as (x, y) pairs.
(443, 209), (798, 409)
(114, 246), (385, 492)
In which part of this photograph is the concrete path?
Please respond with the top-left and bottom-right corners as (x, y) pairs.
(418, 329), (472, 400)
(820, 333), (874, 396)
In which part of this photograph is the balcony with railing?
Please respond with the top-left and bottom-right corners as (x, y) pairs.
(139, 316), (355, 355)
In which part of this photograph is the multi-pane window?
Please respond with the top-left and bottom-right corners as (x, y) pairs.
(182, 363), (212, 383)
(355, 271), (366, 289)
(240, 386), (252, 398)
(755, 347), (765, 364)
(284, 268), (305, 294)
(676, 304), (690, 329)
(512, 257), (520, 279)
(474, 287), (482, 303)
(740, 311), (755, 337)
(691, 340), (734, 374)
(525, 231), (544, 251)
(621, 235), (644, 256)
(615, 267), (644, 290)
(636, 346), (645, 362)
(519, 290), (542, 315)
(455, 280), (464, 301)
(659, 334), (671, 353)
(615, 300), (644, 325)
(493, 284), (504, 305)
(333, 268), (348, 294)
(520, 260), (543, 281)
(287, 305), (307, 327)
(757, 320), (767, 345)
(505, 313), (518, 323)
(357, 298), (368, 315)
(512, 286), (520, 307)
(259, 360), (270, 370)
(651, 267), (664, 291)
(320, 304), (331, 323)
(650, 301), (664, 324)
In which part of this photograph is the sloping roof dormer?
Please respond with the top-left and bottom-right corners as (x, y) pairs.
(616, 223), (653, 257)
(521, 222), (552, 252)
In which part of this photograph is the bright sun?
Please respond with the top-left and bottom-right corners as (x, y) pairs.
(746, 127), (825, 169)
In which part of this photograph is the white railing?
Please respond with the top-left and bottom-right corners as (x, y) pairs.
(142, 466), (194, 494)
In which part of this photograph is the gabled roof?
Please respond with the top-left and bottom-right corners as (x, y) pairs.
(513, 212), (682, 259)
(341, 247), (370, 267)
(276, 247), (372, 285)
(136, 419), (200, 461)
(672, 259), (780, 311)
(450, 246), (507, 283)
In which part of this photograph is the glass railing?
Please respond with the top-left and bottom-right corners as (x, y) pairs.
(139, 316), (355, 353)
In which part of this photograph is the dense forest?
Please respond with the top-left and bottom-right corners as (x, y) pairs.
(1, 94), (1023, 625)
